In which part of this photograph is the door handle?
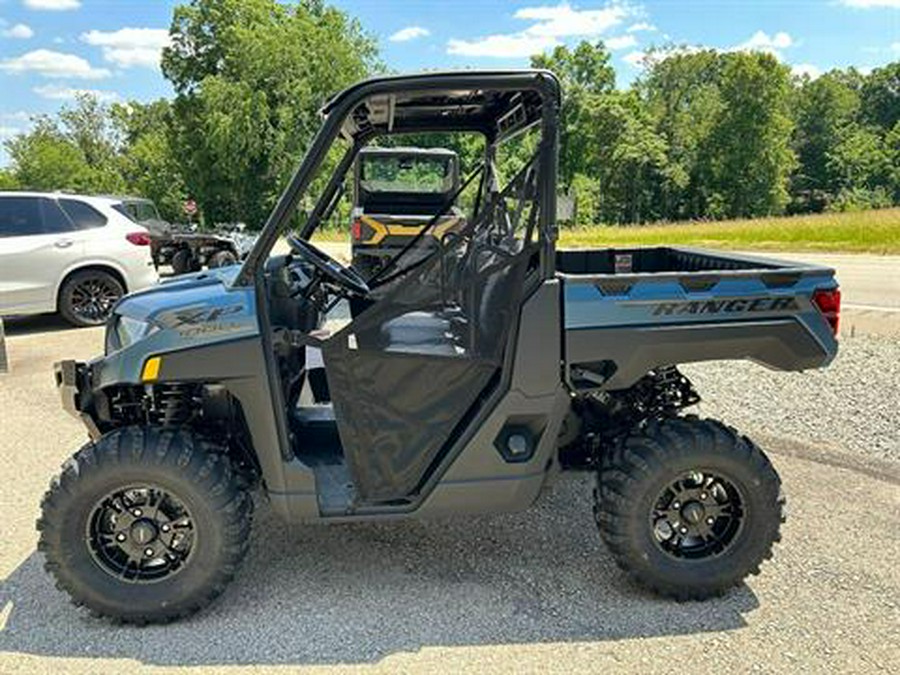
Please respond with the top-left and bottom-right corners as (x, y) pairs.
(54, 239), (74, 249)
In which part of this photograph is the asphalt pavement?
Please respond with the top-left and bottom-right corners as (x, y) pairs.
(1, 313), (898, 674)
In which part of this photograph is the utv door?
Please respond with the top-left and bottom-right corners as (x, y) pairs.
(323, 173), (540, 502)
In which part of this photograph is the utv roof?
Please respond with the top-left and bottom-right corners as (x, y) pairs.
(322, 69), (561, 141)
(357, 146), (458, 157)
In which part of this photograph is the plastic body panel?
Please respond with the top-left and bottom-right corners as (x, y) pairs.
(269, 280), (567, 521)
(559, 246), (839, 390)
(68, 266), (319, 500)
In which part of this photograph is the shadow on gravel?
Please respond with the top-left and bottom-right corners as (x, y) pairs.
(0, 476), (759, 666)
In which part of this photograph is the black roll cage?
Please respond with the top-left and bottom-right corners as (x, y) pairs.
(234, 69), (561, 288)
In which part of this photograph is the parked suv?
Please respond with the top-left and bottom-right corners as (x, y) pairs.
(0, 192), (159, 326)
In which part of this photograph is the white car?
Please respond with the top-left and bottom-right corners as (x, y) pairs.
(0, 192), (159, 327)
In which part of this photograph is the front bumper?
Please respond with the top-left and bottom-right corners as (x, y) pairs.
(54, 359), (101, 440)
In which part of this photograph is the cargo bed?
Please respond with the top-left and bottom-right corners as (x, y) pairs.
(556, 247), (840, 391)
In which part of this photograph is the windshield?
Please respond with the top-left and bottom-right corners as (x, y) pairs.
(360, 155), (453, 194)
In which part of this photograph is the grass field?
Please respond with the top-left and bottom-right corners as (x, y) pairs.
(315, 208), (900, 254)
(559, 208), (900, 254)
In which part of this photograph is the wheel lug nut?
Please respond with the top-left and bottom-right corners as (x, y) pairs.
(144, 547), (154, 557)
(672, 502), (681, 509)
(116, 533), (126, 542)
(706, 517), (714, 525)
(133, 509), (142, 517)
(161, 524), (170, 533)
(680, 526), (688, 534)
(700, 492), (708, 500)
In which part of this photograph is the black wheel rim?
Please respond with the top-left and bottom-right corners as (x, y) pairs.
(650, 470), (745, 560)
(69, 277), (121, 323)
(86, 485), (195, 583)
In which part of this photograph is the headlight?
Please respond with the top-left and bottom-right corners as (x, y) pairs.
(106, 315), (158, 353)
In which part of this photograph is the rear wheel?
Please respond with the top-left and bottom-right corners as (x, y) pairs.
(208, 249), (238, 268)
(58, 269), (124, 327)
(38, 427), (252, 624)
(594, 417), (784, 600)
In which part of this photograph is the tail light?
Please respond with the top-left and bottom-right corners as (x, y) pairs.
(812, 288), (841, 336)
(126, 232), (151, 246)
(351, 218), (362, 241)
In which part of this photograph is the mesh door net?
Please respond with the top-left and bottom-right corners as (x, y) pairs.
(322, 154), (541, 502)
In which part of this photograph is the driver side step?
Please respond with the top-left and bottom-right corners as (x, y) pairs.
(290, 405), (357, 515)
(313, 463), (357, 516)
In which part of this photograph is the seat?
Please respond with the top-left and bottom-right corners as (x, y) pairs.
(379, 310), (466, 356)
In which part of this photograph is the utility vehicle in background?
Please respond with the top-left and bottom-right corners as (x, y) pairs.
(40, 70), (840, 624)
(350, 146), (464, 282)
(116, 196), (251, 275)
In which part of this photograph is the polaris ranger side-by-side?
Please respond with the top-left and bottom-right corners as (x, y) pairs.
(40, 71), (840, 624)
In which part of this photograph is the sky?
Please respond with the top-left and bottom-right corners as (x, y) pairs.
(1, 0), (899, 165)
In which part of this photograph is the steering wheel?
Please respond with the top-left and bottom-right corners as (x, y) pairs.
(287, 234), (369, 296)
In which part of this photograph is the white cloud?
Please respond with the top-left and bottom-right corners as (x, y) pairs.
(627, 22), (656, 33)
(3, 23), (34, 39)
(838, 0), (900, 7)
(892, 41), (900, 51)
(792, 63), (822, 79)
(33, 83), (119, 102)
(448, 33), (558, 58)
(81, 27), (170, 68)
(606, 34), (637, 50)
(735, 30), (793, 55)
(447, 2), (633, 58)
(514, 2), (630, 37)
(23, 0), (81, 10)
(622, 50), (644, 67)
(0, 125), (24, 140)
(389, 26), (430, 42)
(0, 111), (31, 123)
(0, 49), (110, 78)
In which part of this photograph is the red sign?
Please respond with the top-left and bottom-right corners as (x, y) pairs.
(183, 199), (198, 216)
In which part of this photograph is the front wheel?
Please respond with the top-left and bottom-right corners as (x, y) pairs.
(37, 427), (252, 624)
(594, 417), (784, 600)
(208, 249), (238, 268)
(170, 249), (197, 275)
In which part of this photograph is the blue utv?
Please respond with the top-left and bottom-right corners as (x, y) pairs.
(40, 70), (840, 624)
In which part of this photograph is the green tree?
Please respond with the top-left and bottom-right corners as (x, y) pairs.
(791, 70), (861, 211)
(704, 52), (796, 218)
(112, 100), (187, 221)
(161, 0), (380, 226)
(5, 119), (100, 192)
(0, 168), (19, 190)
(582, 90), (667, 223)
(640, 49), (724, 219)
(861, 62), (900, 131)
(826, 123), (895, 210)
(532, 41), (616, 186)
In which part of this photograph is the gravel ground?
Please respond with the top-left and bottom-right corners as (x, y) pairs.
(684, 333), (900, 463)
(1, 317), (898, 674)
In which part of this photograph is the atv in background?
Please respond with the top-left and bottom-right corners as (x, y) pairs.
(116, 197), (254, 274)
(350, 146), (465, 282)
(150, 225), (255, 275)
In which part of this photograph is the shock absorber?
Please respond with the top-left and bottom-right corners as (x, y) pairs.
(156, 384), (195, 427)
